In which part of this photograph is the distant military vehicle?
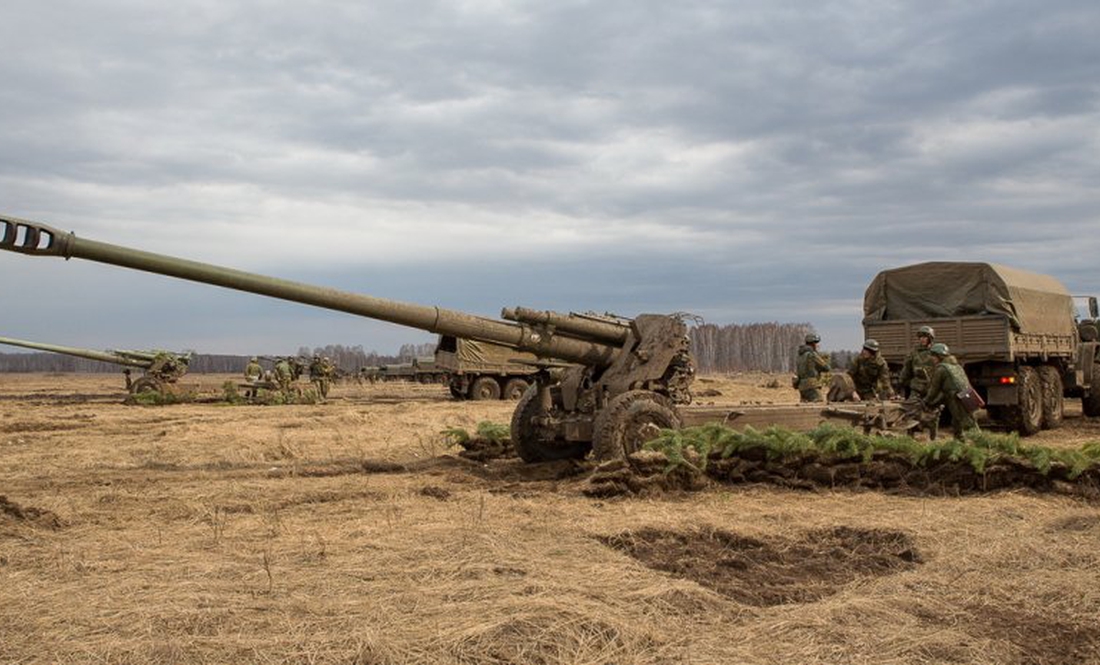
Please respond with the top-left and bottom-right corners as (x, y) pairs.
(409, 355), (448, 384)
(0, 335), (190, 397)
(863, 262), (1100, 434)
(434, 335), (540, 400)
(1, 214), (941, 459)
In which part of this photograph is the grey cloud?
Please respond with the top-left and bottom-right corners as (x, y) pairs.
(1, 0), (1099, 354)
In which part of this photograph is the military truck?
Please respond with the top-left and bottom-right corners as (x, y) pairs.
(434, 335), (539, 400)
(410, 355), (449, 384)
(863, 262), (1100, 434)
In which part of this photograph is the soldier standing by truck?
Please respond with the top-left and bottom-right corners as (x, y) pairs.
(796, 333), (831, 402)
(923, 343), (980, 439)
(899, 326), (937, 399)
(848, 339), (894, 400)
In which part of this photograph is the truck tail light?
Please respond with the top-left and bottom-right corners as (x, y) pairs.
(999, 376), (1016, 385)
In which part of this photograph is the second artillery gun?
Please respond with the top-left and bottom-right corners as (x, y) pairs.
(0, 334), (191, 397)
(1, 214), (936, 459)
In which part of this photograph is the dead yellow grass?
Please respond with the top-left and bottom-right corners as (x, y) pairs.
(1, 373), (1098, 664)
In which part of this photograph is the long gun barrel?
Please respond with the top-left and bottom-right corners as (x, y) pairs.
(0, 215), (617, 367)
(0, 335), (151, 368)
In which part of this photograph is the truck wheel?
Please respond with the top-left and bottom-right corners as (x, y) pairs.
(1083, 364), (1100, 417)
(1011, 366), (1043, 435)
(510, 386), (589, 462)
(1037, 366), (1064, 429)
(501, 378), (530, 401)
(591, 390), (682, 461)
(469, 376), (502, 401)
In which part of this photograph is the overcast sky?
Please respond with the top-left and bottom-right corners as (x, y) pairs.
(2, 0), (1099, 357)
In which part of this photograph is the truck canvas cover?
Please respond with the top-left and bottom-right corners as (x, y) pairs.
(456, 339), (538, 366)
(863, 262), (1076, 337)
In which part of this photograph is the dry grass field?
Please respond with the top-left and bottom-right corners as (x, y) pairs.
(2, 372), (1099, 665)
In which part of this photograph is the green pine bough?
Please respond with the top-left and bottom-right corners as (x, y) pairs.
(644, 423), (1100, 479)
(441, 421), (511, 447)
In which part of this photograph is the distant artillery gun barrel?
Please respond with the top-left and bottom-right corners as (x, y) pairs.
(0, 334), (189, 397)
(0, 335), (151, 369)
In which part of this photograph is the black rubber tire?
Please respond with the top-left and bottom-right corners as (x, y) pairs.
(591, 390), (682, 461)
(1012, 366), (1043, 435)
(469, 376), (501, 401)
(1083, 364), (1100, 417)
(509, 387), (589, 463)
(501, 378), (530, 401)
(130, 376), (164, 395)
(1037, 365), (1064, 430)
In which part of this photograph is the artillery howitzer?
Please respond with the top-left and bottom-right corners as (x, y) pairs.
(0, 214), (938, 459)
(0, 334), (190, 396)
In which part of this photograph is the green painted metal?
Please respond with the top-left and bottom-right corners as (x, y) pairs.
(0, 214), (618, 368)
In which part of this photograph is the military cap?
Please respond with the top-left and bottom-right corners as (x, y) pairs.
(918, 326), (935, 338)
(863, 339), (880, 352)
(929, 342), (949, 357)
(805, 333), (821, 344)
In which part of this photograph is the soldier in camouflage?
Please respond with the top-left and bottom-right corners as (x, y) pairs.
(244, 356), (264, 382)
(273, 357), (294, 395)
(899, 326), (937, 399)
(923, 343), (979, 439)
(796, 333), (831, 402)
(848, 339), (894, 401)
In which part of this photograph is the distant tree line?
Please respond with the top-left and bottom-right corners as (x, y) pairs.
(2, 336), (856, 374)
(0, 342), (441, 374)
(690, 322), (857, 373)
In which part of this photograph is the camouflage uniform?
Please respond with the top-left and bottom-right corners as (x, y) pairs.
(309, 356), (335, 399)
(796, 345), (831, 402)
(274, 358), (294, 394)
(244, 358), (264, 382)
(899, 346), (936, 399)
(848, 353), (893, 400)
(924, 357), (979, 439)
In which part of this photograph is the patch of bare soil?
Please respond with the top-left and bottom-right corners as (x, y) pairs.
(968, 604), (1100, 665)
(0, 495), (63, 531)
(602, 525), (921, 607)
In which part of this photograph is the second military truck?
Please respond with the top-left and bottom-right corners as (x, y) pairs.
(863, 261), (1100, 434)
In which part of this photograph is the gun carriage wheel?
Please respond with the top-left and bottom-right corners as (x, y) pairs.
(129, 376), (165, 396)
(591, 390), (682, 461)
(510, 386), (590, 462)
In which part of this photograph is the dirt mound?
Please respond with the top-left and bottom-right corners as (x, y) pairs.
(586, 446), (1100, 499)
(585, 450), (708, 497)
(455, 434), (515, 462)
(602, 525), (921, 607)
(706, 449), (1100, 497)
(0, 495), (63, 531)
